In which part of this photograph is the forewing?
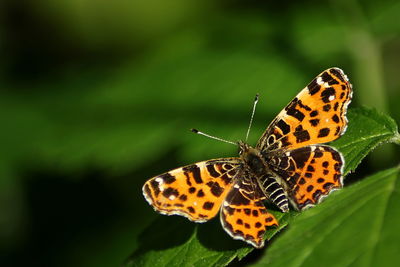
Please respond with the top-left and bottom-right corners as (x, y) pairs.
(220, 173), (278, 248)
(266, 145), (344, 210)
(257, 68), (352, 151)
(143, 158), (241, 222)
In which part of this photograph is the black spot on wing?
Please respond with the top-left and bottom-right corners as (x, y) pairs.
(290, 146), (311, 169)
(267, 135), (275, 145)
(221, 172), (234, 185)
(274, 131), (283, 140)
(203, 201), (214, 210)
(160, 173), (176, 184)
(196, 189), (205, 197)
(335, 126), (341, 135)
(297, 99), (312, 111)
(334, 163), (341, 172)
(210, 182), (224, 197)
(226, 187), (250, 206)
(310, 110), (318, 117)
(235, 229), (245, 238)
(183, 165), (203, 184)
(276, 119), (291, 135)
(328, 79), (339, 85)
(224, 206), (235, 216)
(332, 114), (340, 123)
(321, 71), (334, 83)
(162, 187), (179, 198)
(150, 179), (161, 197)
(323, 104), (331, 111)
(321, 87), (336, 103)
(224, 164), (233, 170)
(331, 149), (343, 162)
(257, 230), (266, 239)
(185, 174), (192, 186)
(334, 102), (339, 111)
(187, 206), (195, 213)
(318, 128), (330, 138)
(323, 182), (335, 190)
(293, 125), (310, 143)
(314, 148), (323, 158)
(189, 187), (196, 194)
(285, 98), (298, 111)
(330, 68), (345, 82)
(222, 215), (233, 231)
(244, 208), (251, 215)
(305, 172), (313, 178)
(313, 189), (323, 200)
(280, 136), (291, 147)
(308, 78), (321, 95)
(206, 164), (220, 178)
(310, 119), (319, 126)
(286, 106), (305, 121)
(265, 217), (274, 223)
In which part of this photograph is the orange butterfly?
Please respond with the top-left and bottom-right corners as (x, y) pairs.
(143, 68), (352, 248)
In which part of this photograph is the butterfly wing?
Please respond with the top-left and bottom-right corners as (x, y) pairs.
(266, 145), (343, 210)
(220, 171), (278, 248)
(257, 68), (352, 152)
(143, 158), (241, 222)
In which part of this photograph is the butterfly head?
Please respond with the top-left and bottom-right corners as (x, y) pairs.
(238, 141), (265, 176)
(238, 140), (250, 155)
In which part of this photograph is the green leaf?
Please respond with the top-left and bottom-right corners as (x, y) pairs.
(125, 211), (289, 267)
(251, 166), (400, 267)
(127, 106), (399, 266)
(331, 106), (400, 175)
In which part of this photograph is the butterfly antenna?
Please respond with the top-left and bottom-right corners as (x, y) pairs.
(245, 93), (259, 142)
(191, 129), (237, 146)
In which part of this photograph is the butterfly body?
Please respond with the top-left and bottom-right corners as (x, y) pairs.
(238, 141), (290, 213)
(143, 67), (352, 248)
(239, 141), (267, 177)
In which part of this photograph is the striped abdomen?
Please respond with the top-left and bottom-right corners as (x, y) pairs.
(259, 175), (289, 212)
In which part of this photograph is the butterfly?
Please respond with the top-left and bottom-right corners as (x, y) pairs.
(142, 68), (352, 248)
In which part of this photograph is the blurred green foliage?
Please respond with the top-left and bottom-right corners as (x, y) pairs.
(1, 0), (399, 266)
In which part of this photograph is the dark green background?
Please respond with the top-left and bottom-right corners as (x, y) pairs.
(1, 0), (399, 266)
